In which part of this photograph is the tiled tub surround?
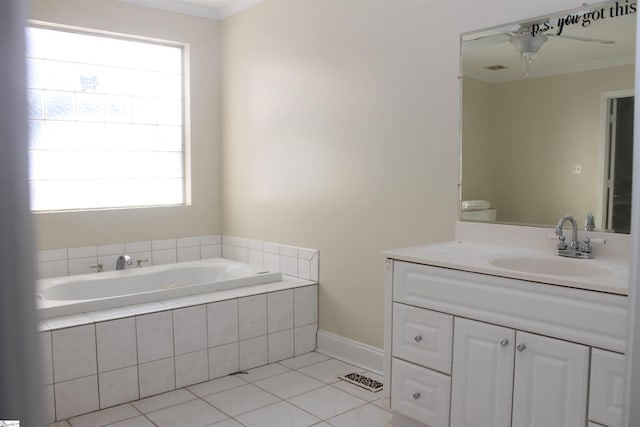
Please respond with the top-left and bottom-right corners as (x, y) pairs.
(36, 234), (319, 283)
(40, 282), (319, 423)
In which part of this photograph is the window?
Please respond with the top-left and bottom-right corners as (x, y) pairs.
(26, 24), (186, 211)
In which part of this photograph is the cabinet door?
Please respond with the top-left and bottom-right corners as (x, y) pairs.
(512, 331), (589, 427)
(450, 318), (515, 427)
(589, 349), (625, 427)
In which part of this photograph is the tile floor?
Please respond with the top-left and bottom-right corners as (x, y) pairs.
(49, 352), (391, 427)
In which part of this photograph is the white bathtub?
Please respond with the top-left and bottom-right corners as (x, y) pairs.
(38, 258), (282, 318)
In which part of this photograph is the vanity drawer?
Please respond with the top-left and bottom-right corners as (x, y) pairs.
(589, 349), (625, 427)
(392, 303), (453, 374)
(391, 357), (451, 427)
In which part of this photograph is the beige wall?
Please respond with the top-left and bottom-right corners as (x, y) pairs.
(220, 0), (579, 348)
(30, 0), (222, 249)
(28, 0), (585, 349)
(461, 77), (495, 204)
(463, 65), (634, 227)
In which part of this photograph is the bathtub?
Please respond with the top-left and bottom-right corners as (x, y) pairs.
(38, 258), (282, 319)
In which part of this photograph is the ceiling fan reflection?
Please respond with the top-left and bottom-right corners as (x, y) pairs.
(464, 19), (614, 76)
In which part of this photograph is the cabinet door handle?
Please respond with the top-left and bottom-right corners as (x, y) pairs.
(499, 338), (509, 347)
(516, 343), (526, 352)
(413, 335), (422, 342)
(412, 392), (421, 400)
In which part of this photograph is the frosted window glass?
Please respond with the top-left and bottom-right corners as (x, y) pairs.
(25, 27), (46, 58)
(28, 89), (44, 119)
(29, 120), (45, 150)
(128, 125), (157, 151)
(158, 126), (182, 151)
(128, 70), (159, 97)
(157, 73), (183, 100)
(132, 97), (159, 124)
(26, 58), (46, 89)
(76, 93), (105, 121)
(45, 61), (78, 91)
(45, 91), (75, 121)
(44, 121), (86, 150)
(26, 25), (185, 211)
(157, 99), (182, 126)
(105, 95), (132, 123)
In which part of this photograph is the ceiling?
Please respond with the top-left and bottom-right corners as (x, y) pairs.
(116, 0), (263, 19)
(462, 2), (636, 83)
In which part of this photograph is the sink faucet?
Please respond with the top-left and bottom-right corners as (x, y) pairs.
(555, 215), (578, 250)
(116, 254), (132, 270)
(554, 215), (593, 259)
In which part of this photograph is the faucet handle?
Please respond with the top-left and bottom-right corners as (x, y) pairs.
(136, 258), (149, 268)
(90, 263), (104, 272)
(556, 235), (568, 250)
(580, 237), (606, 254)
(585, 212), (596, 231)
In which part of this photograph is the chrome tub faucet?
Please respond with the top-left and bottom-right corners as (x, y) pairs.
(116, 254), (132, 270)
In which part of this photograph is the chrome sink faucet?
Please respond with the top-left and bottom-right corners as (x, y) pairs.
(116, 254), (132, 270)
(554, 214), (593, 259)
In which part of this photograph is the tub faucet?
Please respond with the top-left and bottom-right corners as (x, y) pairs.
(554, 214), (593, 259)
(116, 255), (132, 270)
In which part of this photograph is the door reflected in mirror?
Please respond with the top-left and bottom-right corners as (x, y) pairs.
(460, 0), (636, 233)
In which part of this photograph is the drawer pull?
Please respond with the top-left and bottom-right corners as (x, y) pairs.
(412, 392), (421, 400)
(499, 338), (509, 347)
(516, 343), (527, 352)
(413, 335), (423, 342)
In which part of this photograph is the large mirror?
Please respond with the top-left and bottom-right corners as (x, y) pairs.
(460, 0), (636, 233)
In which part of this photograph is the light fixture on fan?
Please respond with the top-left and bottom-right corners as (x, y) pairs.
(509, 33), (548, 76)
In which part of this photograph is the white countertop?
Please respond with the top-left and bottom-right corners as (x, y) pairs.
(384, 240), (629, 295)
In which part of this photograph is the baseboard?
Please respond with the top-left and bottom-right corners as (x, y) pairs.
(316, 329), (384, 376)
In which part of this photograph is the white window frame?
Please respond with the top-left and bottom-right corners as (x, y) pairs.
(26, 21), (191, 212)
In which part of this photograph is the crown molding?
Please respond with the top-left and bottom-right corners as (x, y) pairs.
(115, 0), (263, 20)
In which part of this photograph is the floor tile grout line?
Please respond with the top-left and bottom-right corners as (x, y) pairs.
(97, 409), (156, 427)
(230, 398), (321, 426)
(197, 379), (290, 419)
(68, 403), (142, 427)
(186, 377), (249, 399)
(138, 395), (202, 417)
(174, 363), (375, 423)
(54, 352), (389, 427)
(197, 389), (259, 420)
(248, 373), (327, 402)
(284, 382), (369, 423)
(204, 365), (343, 423)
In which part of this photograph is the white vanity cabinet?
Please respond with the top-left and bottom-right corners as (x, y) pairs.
(384, 259), (628, 427)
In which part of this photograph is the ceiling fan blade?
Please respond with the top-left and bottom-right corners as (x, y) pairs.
(462, 33), (512, 50)
(462, 24), (520, 42)
(546, 33), (614, 44)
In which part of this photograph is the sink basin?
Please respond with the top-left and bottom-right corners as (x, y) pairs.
(488, 256), (614, 277)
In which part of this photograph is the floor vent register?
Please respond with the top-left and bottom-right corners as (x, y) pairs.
(338, 372), (383, 393)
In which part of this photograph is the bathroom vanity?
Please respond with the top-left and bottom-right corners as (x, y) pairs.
(383, 223), (629, 427)
(404, 2), (637, 424)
